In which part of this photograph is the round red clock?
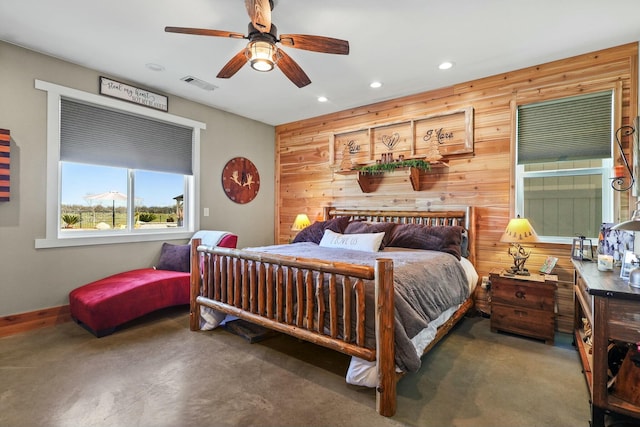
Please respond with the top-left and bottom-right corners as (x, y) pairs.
(221, 157), (260, 204)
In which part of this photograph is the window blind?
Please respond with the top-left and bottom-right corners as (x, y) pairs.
(60, 98), (193, 174)
(517, 91), (612, 164)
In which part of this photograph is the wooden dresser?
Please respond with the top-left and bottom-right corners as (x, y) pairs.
(572, 259), (640, 427)
(489, 270), (557, 344)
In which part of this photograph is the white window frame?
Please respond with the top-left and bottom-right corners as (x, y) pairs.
(35, 80), (205, 248)
(515, 163), (614, 244)
(514, 91), (615, 244)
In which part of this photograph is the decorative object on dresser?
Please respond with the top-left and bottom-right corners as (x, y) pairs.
(612, 202), (640, 287)
(572, 235), (594, 261)
(499, 216), (539, 276)
(572, 259), (640, 426)
(489, 270), (557, 344)
(599, 221), (635, 265)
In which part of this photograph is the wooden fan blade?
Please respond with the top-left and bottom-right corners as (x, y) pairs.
(217, 50), (249, 79)
(165, 26), (246, 40)
(245, 0), (272, 33)
(279, 34), (349, 55)
(276, 49), (311, 88)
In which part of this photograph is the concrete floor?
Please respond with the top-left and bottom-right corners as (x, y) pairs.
(0, 308), (592, 427)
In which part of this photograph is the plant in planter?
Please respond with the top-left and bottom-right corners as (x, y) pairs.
(61, 213), (80, 229)
(357, 159), (431, 175)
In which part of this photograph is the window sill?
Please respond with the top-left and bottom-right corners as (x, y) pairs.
(35, 230), (194, 249)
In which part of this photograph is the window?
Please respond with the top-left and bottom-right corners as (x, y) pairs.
(516, 91), (614, 242)
(35, 80), (206, 248)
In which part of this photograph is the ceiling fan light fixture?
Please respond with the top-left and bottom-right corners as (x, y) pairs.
(246, 40), (277, 72)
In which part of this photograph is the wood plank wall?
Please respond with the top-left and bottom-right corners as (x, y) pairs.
(275, 43), (638, 333)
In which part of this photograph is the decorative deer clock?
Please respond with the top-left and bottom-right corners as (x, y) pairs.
(221, 157), (260, 204)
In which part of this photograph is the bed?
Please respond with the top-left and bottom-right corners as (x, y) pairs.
(188, 207), (478, 416)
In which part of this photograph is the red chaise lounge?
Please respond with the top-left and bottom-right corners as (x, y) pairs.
(69, 231), (238, 337)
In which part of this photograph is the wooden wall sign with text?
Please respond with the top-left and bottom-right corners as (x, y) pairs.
(331, 107), (474, 168)
(99, 76), (168, 112)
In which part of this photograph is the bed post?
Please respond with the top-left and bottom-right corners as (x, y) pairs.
(375, 258), (396, 417)
(190, 238), (201, 331)
(322, 206), (332, 220)
(466, 206), (477, 267)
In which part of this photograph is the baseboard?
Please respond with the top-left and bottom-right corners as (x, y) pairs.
(0, 305), (72, 338)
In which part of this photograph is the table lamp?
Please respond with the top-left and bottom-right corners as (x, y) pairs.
(291, 213), (311, 232)
(500, 216), (539, 276)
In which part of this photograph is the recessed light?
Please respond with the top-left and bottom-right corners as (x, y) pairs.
(370, 81), (383, 88)
(438, 62), (454, 70)
(317, 96), (328, 102)
(146, 63), (165, 72)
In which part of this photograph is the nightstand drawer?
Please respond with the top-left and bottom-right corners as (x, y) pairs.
(491, 277), (555, 311)
(491, 304), (555, 342)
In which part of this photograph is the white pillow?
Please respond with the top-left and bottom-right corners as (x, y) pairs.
(318, 229), (384, 253)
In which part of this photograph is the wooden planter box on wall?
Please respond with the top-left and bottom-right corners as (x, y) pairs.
(336, 162), (449, 193)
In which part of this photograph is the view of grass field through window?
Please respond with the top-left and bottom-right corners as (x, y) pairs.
(60, 162), (185, 230)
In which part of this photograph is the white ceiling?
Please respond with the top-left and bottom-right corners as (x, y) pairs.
(2, 0), (640, 126)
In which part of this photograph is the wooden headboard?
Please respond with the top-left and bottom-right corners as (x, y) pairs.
(323, 206), (476, 265)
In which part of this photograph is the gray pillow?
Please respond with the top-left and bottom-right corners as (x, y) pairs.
(155, 243), (190, 272)
(387, 224), (463, 260)
(292, 216), (351, 244)
(343, 221), (396, 249)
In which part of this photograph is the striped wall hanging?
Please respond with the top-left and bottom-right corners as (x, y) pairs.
(0, 129), (9, 201)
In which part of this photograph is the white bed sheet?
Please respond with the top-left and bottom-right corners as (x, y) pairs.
(345, 256), (478, 387)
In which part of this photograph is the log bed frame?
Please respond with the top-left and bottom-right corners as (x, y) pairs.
(189, 207), (477, 417)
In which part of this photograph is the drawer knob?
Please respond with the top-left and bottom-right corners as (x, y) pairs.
(515, 290), (526, 299)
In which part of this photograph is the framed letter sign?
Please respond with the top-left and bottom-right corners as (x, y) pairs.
(99, 76), (168, 112)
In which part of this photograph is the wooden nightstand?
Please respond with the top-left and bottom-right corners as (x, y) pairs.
(489, 270), (557, 344)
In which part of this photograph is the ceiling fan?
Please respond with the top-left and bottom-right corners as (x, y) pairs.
(165, 0), (350, 88)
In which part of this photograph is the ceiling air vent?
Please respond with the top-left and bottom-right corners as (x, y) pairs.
(180, 76), (218, 91)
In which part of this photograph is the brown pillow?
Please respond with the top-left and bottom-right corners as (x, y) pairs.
(387, 224), (463, 260)
(344, 221), (396, 249)
(292, 216), (351, 244)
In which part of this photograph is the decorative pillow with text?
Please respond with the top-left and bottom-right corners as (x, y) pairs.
(318, 229), (385, 253)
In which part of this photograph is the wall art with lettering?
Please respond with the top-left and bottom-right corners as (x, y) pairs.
(99, 76), (168, 112)
(371, 122), (412, 161)
(414, 108), (474, 156)
(331, 107), (474, 168)
(332, 129), (370, 170)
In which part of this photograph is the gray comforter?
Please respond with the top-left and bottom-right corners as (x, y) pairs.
(245, 243), (470, 372)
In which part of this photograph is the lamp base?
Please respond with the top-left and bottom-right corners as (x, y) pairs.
(629, 267), (640, 288)
(508, 266), (531, 276)
(507, 244), (532, 277)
